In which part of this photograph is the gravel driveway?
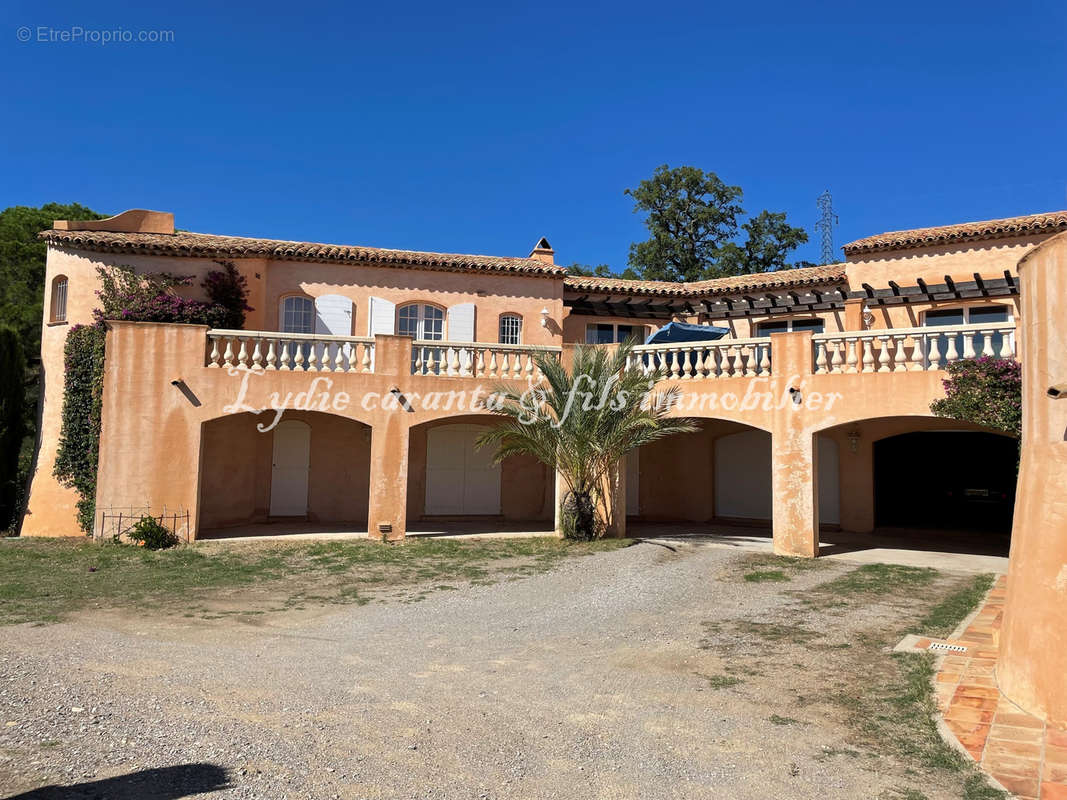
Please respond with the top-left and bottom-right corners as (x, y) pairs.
(0, 541), (977, 799)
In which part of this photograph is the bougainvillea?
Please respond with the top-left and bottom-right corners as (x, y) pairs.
(930, 356), (1022, 437)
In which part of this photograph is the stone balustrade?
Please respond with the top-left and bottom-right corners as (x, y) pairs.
(206, 330), (376, 373)
(811, 322), (1016, 374)
(410, 340), (561, 378)
(628, 337), (771, 379)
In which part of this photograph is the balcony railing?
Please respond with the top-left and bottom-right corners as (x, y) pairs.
(206, 330), (376, 372)
(410, 340), (561, 378)
(811, 322), (1016, 374)
(627, 337), (771, 379)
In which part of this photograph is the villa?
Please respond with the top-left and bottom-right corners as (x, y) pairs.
(21, 208), (1067, 559)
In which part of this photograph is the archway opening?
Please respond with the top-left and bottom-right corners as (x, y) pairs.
(406, 415), (555, 536)
(197, 411), (371, 538)
(874, 431), (1016, 540)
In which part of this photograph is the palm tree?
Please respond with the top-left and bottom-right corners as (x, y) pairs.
(476, 340), (697, 540)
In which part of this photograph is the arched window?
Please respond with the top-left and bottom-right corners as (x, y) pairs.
(280, 295), (314, 334)
(50, 276), (68, 323)
(499, 314), (522, 345)
(397, 303), (444, 340)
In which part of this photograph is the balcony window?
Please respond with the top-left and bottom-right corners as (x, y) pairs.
(50, 276), (68, 323)
(281, 296), (314, 334)
(585, 323), (645, 344)
(398, 304), (444, 340)
(924, 305), (1011, 364)
(499, 314), (522, 345)
(755, 318), (824, 336)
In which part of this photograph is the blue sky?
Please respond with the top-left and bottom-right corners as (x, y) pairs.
(3, 0), (1066, 269)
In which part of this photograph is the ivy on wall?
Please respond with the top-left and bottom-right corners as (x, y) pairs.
(51, 261), (252, 535)
(53, 324), (106, 533)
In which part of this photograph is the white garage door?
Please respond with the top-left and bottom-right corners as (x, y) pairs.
(425, 424), (501, 515)
(713, 430), (840, 524)
(715, 429), (772, 520)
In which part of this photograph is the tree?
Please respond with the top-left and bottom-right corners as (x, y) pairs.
(714, 211), (810, 277)
(475, 341), (696, 540)
(0, 203), (104, 529)
(931, 357), (1022, 438)
(566, 263), (641, 280)
(625, 165), (808, 281)
(0, 327), (25, 531)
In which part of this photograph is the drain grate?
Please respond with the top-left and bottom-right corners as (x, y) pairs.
(928, 642), (968, 653)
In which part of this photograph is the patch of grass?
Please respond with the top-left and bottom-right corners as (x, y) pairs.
(918, 574), (996, 638)
(963, 774), (1007, 800)
(0, 537), (630, 625)
(703, 674), (742, 689)
(769, 714), (800, 725)
(808, 563), (937, 604)
(734, 620), (820, 645)
(743, 569), (790, 583)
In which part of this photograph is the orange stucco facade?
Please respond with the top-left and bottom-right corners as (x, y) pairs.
(19, 208), (1058, 561)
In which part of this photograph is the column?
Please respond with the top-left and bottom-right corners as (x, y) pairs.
(367, 414), (409, 541)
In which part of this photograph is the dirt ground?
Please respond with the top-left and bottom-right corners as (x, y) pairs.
(0, 540), (997, 799)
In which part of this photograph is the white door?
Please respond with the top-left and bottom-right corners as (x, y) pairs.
(714, 429), (772, 520)
(818, 434), (841, 525)
(270, 420), (311, 516)
(626, 449), (640, 516)
(425, 424), (501, 515)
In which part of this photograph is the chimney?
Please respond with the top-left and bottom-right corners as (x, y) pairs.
(53, 209), (175, 234)
(529, 237), (554, 265)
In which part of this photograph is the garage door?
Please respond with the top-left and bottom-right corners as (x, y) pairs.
(425, 424), (501, 515)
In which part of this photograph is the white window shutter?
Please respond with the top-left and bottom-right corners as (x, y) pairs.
(314, 294), (353, 336)
(447, 303), (476, 342)
(368, 297), (396, 336)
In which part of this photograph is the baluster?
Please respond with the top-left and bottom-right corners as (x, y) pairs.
(877, 335), (891, 372)
(740, 344), (753, 377)
(265, 339), (277, 370)
(489, 350), (498, 377)
(512, 352), (523, 379)
(909, 333), (925, 371)
(237, 338), (249, 369)
(524, 352), (534, 379)
(334, 342), (345, 372)
(279, 340), (291, 371)
(981, 329), (995, 357)
(414, 347), (424, 376)
(251, 338), (264, 370)
(759, 343), (771, 376)
(362, 343), (372, 373)
(667, 348), (679, 379)
(814, 341), (828, 374)
(718, 346), (732, 378)
(293, 340), (305, 371)
(306, 341), (319, 372)
(692, 348), (706, 379)
(475, 348), (485, 377)
(892, 334), (908, 372)
(860, 337), (875, 373)
(928, 333), (942, 370)
(944, 332), (959, 365)
(829, 340), (843, 373)
(845, 338), (858, 373)
(446, 347), (457, 376)
(680, 348), (692, 380)
(208, 337), (221, 367)
(499, 351), (510, 378)
(962, 330), (976, 360)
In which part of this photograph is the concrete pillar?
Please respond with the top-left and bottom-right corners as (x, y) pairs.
(770, 331), (819, 557)
(600, 459), (627, 539)
(998, 231), (1067, 724)
(367, 416), (409, 541)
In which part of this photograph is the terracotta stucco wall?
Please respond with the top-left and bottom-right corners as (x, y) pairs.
(998, 231), (1067, 725)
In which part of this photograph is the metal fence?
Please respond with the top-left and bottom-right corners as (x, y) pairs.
(95, 506), (191, 543)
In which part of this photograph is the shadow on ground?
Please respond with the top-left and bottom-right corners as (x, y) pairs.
(4, 763), (229, 799)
